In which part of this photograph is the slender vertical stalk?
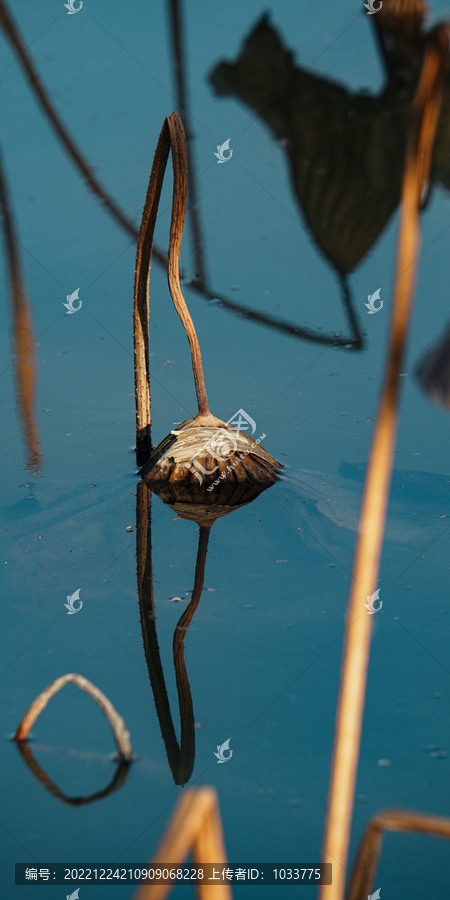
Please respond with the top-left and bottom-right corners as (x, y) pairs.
(134, 124), (171, 458)
(0, 147), (41, 471)
(319, 27), (449, 900)
(165, 113), (212, 420)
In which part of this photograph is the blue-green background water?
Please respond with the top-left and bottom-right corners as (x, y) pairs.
(1, 0), (450, 896)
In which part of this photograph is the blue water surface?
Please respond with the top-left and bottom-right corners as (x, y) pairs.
(1, 1), (450, 898)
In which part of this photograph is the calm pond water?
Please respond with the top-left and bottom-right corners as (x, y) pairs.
(1, 0), (450, 897)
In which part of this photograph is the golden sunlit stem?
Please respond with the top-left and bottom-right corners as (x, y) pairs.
(319, 26), (450, 900)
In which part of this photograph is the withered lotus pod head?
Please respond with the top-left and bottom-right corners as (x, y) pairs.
(133, 112), (281, 517)
(140, 415), (281, 524)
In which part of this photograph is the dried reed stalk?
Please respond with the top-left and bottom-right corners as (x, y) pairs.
(319, 26), (450, 900)
(14, 673), (133, 762)
(0, 146), (41, 471)
(347, 808), (450, 899)
(133, 787), (232, 900)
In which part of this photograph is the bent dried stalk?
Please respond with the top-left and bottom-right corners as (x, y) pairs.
(347, 808), (450, 900)
(133, 111), (221, 459)
(319, 26), (449, 900)
(14, 673), (132, 762)
(0, 146), (41, 472)
(133, 787), (232, 900)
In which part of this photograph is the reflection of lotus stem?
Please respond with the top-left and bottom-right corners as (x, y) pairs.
(0, 1), (363, 357)
(14, 673), (132, 763)
(172, 525), (211, 782)
(319, 28), (449, 900)
(137, 482), (211, 786)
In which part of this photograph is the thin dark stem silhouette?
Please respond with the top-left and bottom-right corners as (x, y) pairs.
(0, 0), (363, 351)
(136, 482), (211, 785)
(0, 0), (141, 242)
(168, 0), (209, 291)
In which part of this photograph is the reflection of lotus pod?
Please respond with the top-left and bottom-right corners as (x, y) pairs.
(141, 418), (281, 522)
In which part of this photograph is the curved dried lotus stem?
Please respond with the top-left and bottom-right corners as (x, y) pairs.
(134, 111), (219, 457)
(14, 673), (132, 762)
(347, 807), (450, 900)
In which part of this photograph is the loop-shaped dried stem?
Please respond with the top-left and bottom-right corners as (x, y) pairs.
(14, 673), (132, 763)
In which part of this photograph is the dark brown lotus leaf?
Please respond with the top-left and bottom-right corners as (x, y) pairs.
(209, 13), (450, 276)
(141, 418), (281, 522)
